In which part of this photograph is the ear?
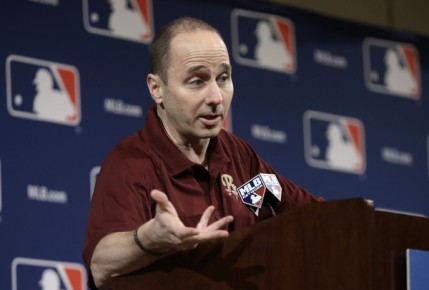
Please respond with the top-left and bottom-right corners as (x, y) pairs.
(147, 73), (164, 105)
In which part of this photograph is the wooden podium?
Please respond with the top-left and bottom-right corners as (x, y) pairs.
(113, 199), (429, 290)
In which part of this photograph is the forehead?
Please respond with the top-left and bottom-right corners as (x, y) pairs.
(168, 30), (230, 71)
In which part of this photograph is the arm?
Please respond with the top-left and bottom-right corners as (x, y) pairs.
(90, 189), (233, 290)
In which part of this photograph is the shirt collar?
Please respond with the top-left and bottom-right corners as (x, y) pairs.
(141, 105), (230, 177)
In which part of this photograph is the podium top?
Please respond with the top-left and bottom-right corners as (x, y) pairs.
(113, 198), (429, 290)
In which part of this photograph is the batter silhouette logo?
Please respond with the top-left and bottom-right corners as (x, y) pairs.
(83, 0), (154, 43)
(231, 9), (296, 74)
(11, 257), (86, 290)
(303, 110), (366, 174)
(6, 55), (81, 126)
(363, 38), (420, 99)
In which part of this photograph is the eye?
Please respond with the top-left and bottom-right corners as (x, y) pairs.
(189, 78), (204, 86)
(217, 74), (230, 84)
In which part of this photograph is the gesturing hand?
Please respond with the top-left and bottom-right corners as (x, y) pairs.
(143, 189), (234, 252)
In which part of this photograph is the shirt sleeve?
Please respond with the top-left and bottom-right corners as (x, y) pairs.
(82, 145), (155, 286)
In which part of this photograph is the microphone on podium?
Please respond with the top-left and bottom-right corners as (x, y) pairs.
(236, 173), (282, 217)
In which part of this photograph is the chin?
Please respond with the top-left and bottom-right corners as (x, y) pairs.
(199, 127), (222, 138)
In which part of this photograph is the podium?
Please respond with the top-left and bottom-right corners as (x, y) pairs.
(113, 199), (429, 290)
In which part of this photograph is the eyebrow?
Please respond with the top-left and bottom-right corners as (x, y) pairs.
(220, 62), (232, 73)
(186, 65), (209, 75)
(186, 63), (232, 75)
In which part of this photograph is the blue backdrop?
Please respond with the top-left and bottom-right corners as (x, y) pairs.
(1, 0), (428, 289)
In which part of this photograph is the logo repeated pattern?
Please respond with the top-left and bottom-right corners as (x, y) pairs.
(363, 38), (421, 99)
(83, 0), (154, 43)
(303, 111), (366, 174)
(1, 2), (428, 290)
(231, 9), (296, 73)
(6, 55), (81, 126)
(11, 257), (86, 290)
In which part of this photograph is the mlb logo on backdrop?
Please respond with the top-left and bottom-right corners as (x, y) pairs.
(303, 110), (366, 174)
(363, 38), (420, 99)
(231, 9), (296, 73)
(6, 55), (81, 126)
(11, 257), (86, 290)
(83, 0), (154, 43)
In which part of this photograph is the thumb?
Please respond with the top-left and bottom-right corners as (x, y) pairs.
(151, 189), (177, 215)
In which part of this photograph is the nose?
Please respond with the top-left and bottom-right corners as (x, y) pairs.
(205, 81), (223, 107)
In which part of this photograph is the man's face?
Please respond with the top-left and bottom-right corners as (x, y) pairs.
(156, 30), (234, 143)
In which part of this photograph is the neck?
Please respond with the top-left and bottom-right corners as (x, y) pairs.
(157, 108), (210, 166)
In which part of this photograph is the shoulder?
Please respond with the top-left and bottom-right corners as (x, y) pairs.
(101, 130), (156, 176)
(106, 133), (141, 160)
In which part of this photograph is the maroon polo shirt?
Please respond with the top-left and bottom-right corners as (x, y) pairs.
(83, 105), (322, 285)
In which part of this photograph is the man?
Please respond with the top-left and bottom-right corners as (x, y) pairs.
(83, 17), (322, 290)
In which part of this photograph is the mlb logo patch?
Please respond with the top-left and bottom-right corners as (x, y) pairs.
(11, 257), (86, 290)
(237, 174), (282, 216)
(83, 0), (154, 43)
(6, 55), (81, 126)
(363, 38), (420, 99)
(231, 9), (296, 73)
(237, 175), (266, 208)
(260, 173), (282, 201)
(303, 110), (366, 174)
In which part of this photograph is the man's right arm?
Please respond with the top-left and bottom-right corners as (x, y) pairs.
(90, 189), (234, 290)
(90, 225), (159, 290)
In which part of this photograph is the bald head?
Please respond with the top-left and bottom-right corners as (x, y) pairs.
(149, 17), (225, 84)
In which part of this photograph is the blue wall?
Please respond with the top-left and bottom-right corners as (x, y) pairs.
(1, 0), (428, 288)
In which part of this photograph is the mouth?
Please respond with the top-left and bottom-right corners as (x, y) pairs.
(199, 114), (223, 127)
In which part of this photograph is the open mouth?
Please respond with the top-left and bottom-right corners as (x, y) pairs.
(200, 114), (222, 126)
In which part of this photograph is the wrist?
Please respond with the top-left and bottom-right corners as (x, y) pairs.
(133, 224), (166, 257)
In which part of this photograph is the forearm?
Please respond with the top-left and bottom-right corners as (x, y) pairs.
(89, 190), (233, 289)
(90, 220), (161, 289)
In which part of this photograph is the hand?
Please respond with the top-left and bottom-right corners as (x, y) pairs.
(142, 189), (234, 252)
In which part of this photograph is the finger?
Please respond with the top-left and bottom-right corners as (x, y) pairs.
(181, 215), (233, 245)
(158, 226), (200, 252)
(173, 226), (200, 239)
(150, 189), (168, 206)
(151, 218), (199, 248)
(197, 206), (215, 229)
(182, 229), (230, 245)
(151, 189), (177, 215)
(204, 215), (234, 231)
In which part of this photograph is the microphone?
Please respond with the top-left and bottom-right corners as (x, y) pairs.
(237, 173), (282, 216)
